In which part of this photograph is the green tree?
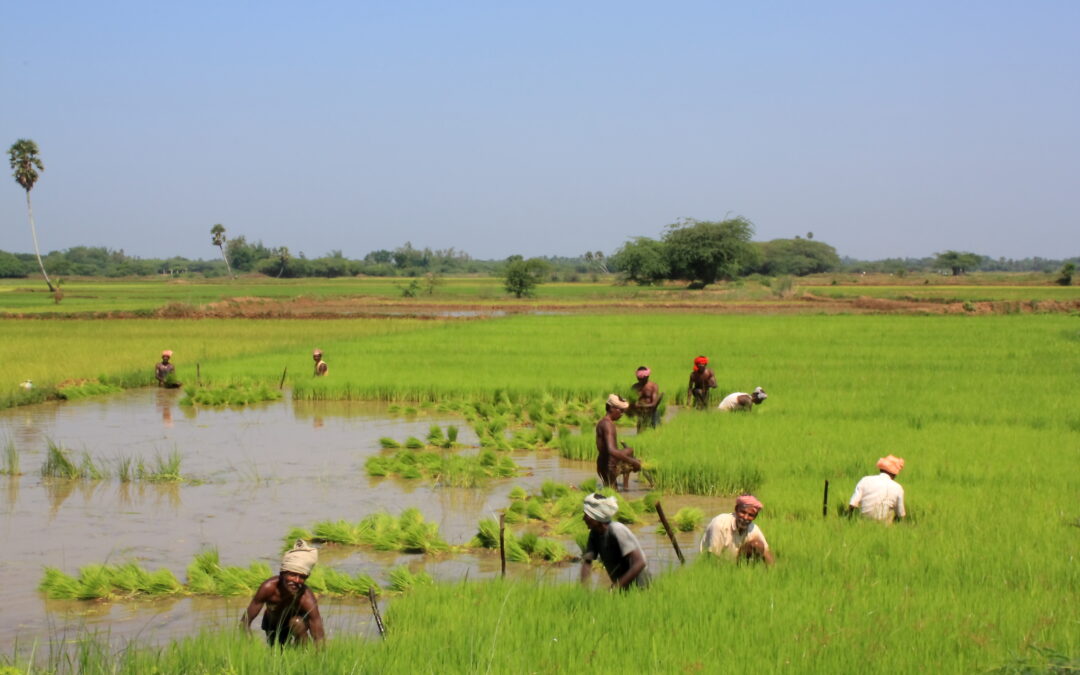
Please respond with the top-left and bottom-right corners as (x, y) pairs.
(610, 237), (670, 285)
(8, 139), (55, 291)
(503, 255), (549, 298)
(275, 246), (291, 278)
(757, 238), (840, 276)
(934, 250), (983, 276)
(1057, 262), (1075, 286)
(662, 217), (757, 288)
(210, 224), (233, 278)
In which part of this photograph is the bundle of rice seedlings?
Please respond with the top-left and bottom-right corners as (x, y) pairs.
(404, 437), (425, 449)
(504, 536), (530, 563)
(365, 456), (392, 477)
(426, 425), (446, 446)
(517, 532), (539, 554)
(446, 425), (459, 444)
(144, 568), (184, 595)
(553, 516), (588, 538)
(146, 451), (182, 482)
(532, 538), (570, 562)
(673, 507), (705, 532)
(400, 522), (449, 554)
(378, 437), (402, 449)
(39, 567), (81, 599)
(311, 568), (378, 596)
(641, 491), (662, 513)
(1, 438), (18, 476)
(540, 480), (570, 500)
(75, 565), (114, 600)
(525, 499), (546, 521)
(78, 452), (105, 480)
(312, 520), (363, 546)
(469, 519), (501, 549)
(507, 485), (528, 501)
(388, 566), (432, 593)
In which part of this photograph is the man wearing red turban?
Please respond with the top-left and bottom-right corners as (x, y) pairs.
(686, 356), (717, 409)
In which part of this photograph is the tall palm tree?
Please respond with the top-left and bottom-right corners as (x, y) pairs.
(210, 223), (233, 278)
(8, 139), (54, 292)
(276, 246), (290, 278)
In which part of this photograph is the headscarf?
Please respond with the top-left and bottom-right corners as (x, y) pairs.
(752, 386), (767, 401)
(606, 393), (630, 410)
(735, 494), (764, 513)
(281, 539), (318, 576)
(161, 350), (173, 358)
(876, 455), (905, 476)
(313, 349), (323, 356)
(693, 356), (708, 368)
(635, 366), (651, 378)
(583, 493), (619, 523)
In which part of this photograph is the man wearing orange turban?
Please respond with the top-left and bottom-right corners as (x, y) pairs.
(155, 350), (178, 388)
(631, 366), (661, 431)
(700, 494), (775, 565)
(848, 455), (906, 522)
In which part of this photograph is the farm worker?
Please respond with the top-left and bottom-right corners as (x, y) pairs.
(718, 387), (768, 412)
(687, 356), (717, 409)
(847, 455), (906, 522)
(155, 350), (175, 387)
(595, 394), (642, 491)
(312, 349), (328, 376)
(580, 493), (650, 589)
(631, 366), (661, 431)
(700, 495), (775, 565)
(243, 539), (326, 646)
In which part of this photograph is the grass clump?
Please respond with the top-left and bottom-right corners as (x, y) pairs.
(56, 379), (123, 400)
(41, 441), (81, 479)
(1, 438), (19, 476)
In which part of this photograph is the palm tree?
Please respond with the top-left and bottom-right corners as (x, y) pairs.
(210, 224), (233, 278)
(8, 139), (54, 292)
(276, 246), (290, 278)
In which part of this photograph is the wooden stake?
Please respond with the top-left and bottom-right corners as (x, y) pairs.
(196, 363), (201, 387)
(367, 586), (386, 639)
(279, 367), (287, 390)
(499, 513), (506, 577)
(655, 502), (685, 564)
(822, 479), (830, 517)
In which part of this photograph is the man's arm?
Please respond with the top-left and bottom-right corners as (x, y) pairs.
(300, 591), (325, 643)
(614, 549), (646, 589)
(241, 580), (275, 632)
(580, 552), (596, 584)
(706, 369), (717, 389)
(601, 422), (641, 469)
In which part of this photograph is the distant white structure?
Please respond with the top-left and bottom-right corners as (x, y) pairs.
(19, 379), (33, 390)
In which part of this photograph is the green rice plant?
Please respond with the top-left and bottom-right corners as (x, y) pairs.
(378, 437), (402, 449)
(41, 440), (78, 479)
(39, 564), (183, 600)
(306, 566), (378, 596)
(138, 450), (182, 483)
(671, 506), (705, 532)
(404, 436), (425, 449)
(288, 510), (448, 554)
(469, 518), (502, 549)
(508, 485), (528, 500)
(446, 425), (459, 444)
(532, 538), (570, 562)
(426, 424), (446, 446)
(55, 379), (123, 400)
(179, 380), (282, 407)
(115, 455), (133, 482)
(540, 480), (569, 500)
(1, 438), (19, 476)
(78, 452), (105, 480)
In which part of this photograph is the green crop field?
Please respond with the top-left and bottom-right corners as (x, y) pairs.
(2, 309), (1078, 673)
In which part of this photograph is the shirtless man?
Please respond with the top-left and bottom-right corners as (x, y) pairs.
(243, 540), (325, 647)
(687, 356), (717, 409)
(718, 387), (767, 412)
(631, 366), (661, 431)
(595, 394), (642, 491)
(312, 349), (328, 376)
(155, 350), (176, 387)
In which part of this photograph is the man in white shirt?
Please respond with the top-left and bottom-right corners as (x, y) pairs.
(700, 494), (774, 565)
(848, 455), (906, 522)
(717, 387), (767, 412)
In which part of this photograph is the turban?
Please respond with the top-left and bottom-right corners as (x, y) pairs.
(635, 367), (651, 378)
(752, 386), (767, 401)
(876, 455), (905, 475)
(735, 494), (764, 512)
(281, 539), (318, 576)
(583, 493), (619, 523)
(161, 350), (173, 358)
(313, 349), (323, 356)
(693, 356), (708, 367)
(606, 394), (630, 410)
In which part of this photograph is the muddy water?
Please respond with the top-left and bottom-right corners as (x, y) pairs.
(0, 389), (728, 652)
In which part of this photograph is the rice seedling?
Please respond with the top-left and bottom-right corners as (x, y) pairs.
(286, 509), (449, 554)
(115, 455), (133, 482)
(55, 379), (123, 400)
(41, 440), (79, 479)
(77, 452), (105, 480)
(388, 566), (433, 593)
(0, 438), (19, 476)
(660, 507), (704, 534)
(39, 564), (183, 600)
(180, 380), (282, 407)
(378, 437), (402, 449)
(137, 451), (183, 483)
(365, 448), (520, 486)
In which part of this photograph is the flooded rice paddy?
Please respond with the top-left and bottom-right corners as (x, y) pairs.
(0, 389), (727, 651)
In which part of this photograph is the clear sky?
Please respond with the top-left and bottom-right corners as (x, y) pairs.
(3, 1), (1078, 262)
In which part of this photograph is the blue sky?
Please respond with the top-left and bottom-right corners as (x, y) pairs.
(3, 1), (1078, 261)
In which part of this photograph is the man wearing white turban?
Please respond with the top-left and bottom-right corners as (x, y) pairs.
(596, 394), (642, 491)
(580, 493), (650, 589)
(243, 539), (325, 646)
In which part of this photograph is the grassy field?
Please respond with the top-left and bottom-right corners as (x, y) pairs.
(1, 303), (1078, 672)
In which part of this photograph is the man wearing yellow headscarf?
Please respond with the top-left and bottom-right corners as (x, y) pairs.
(243, 539), (325, 646)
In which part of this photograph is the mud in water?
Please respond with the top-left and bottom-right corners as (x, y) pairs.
(0, 389), (729, 653)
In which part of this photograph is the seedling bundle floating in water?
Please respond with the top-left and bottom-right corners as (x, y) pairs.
(285, 508), (450, 554)
(179, 380), (282, 407)
(366, 448), (518, 486)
